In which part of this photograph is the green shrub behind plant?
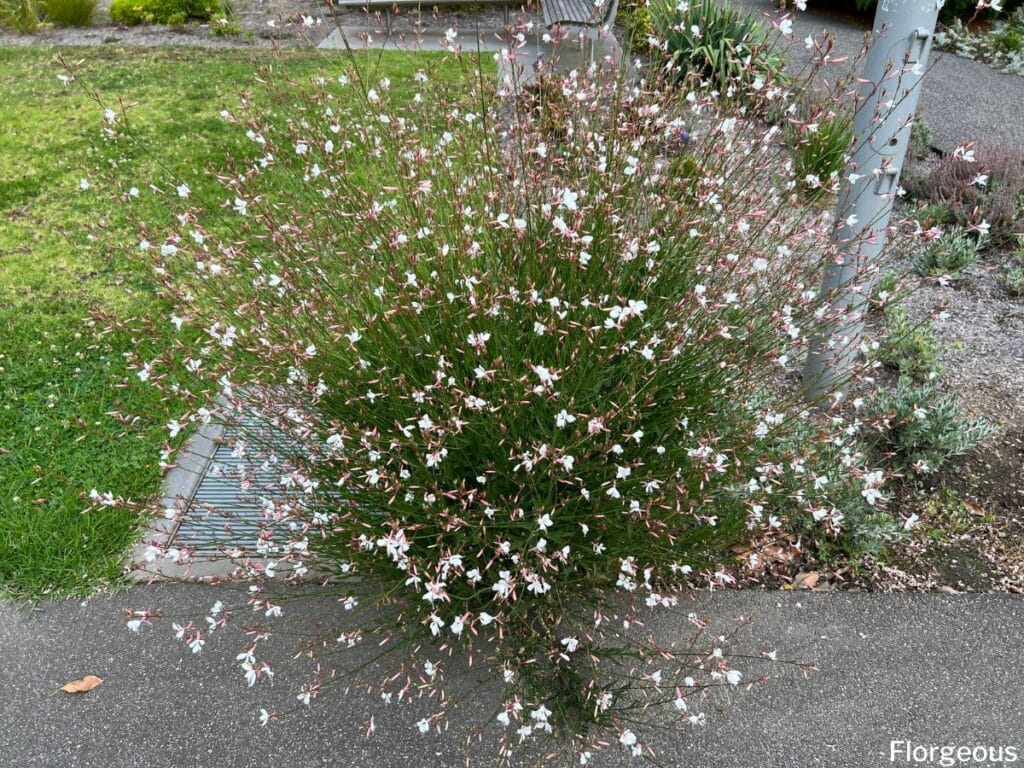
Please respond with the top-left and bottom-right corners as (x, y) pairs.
(912, 227), (980, 277)
(849, 0), (1003, 23)
(648, 0), (786, 92)
(40, 0), (93, 25)
(879, 305), (943, 381)
(865, 377), (997, 475)
(109, 0), (213, 25)
(0, 0), (42, 32)
(620, 0), (654, 54)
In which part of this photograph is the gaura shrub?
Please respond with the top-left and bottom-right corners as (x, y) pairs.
(126, 41), (891, 763)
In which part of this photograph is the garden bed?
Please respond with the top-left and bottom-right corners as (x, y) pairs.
(0, 0), (526, 48)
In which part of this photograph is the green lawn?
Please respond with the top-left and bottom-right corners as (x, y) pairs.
(0, 45), (461, 599)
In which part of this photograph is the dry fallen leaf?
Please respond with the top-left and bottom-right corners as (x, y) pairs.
(793, 571), (820, 590)
(60, 675), (103, 694)
(965, 500), (986, 517)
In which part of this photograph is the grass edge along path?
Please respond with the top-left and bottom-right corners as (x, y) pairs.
(0, 44), (469, 600)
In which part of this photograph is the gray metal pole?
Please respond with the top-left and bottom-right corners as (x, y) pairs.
(802, 0), (940, 404)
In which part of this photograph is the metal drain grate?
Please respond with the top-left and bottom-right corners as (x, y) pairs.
(172, 433), (270, 555)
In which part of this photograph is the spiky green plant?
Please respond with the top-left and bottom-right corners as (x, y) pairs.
(648, 0), (786, 92)
(792, 109), (853, 201)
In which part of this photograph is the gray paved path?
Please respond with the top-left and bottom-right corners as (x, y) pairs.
(737, 0), (1024, 152)
(2, 586), (1022, 767)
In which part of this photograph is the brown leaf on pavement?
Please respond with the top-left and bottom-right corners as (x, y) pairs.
(60, 675), (103, 694)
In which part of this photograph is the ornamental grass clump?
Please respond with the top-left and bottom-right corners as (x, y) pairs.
(648, 0), (787, 93)
(122, 35), (891, 763)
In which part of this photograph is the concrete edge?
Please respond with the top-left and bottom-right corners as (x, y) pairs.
(124, 422), (227, 582)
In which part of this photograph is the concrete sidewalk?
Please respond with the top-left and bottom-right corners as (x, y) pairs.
(2, 587), (1021, 767)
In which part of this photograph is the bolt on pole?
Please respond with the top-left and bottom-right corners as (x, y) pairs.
(802, 0), (941, 404)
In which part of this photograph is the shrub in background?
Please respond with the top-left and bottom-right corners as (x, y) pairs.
(912, 227), (980, 277)
(620, 0), (654, 53)
(903, 144), (1024, 248)
(40, 0), (94, 25)
(109, 0), (213, 25)
(935, 8), (1024, 75)
(865, 377), (997, 476)
(0, 0), (42, 32)
(879, 305), (943, 381)
(648, 0), (787, 92)
(1004, 264), (1024, 296)
(1004, 237), (1024, 296)
(124, 45), (889, 761)
(845, 0), (1012, 23)
(908, 114), (932, 161)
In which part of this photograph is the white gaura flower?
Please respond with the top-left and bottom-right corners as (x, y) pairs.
(531, 364), (559, 386)
(176, 183), (191, 198)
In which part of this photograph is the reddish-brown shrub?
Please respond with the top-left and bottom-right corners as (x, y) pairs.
(904, 145), (1024, 248)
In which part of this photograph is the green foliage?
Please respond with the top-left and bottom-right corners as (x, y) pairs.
(913, 202), (956, 227)
(1003, 265), (1024, 296)
(792, 109), (852, 201)
(767, 416), (902, 560)
(879, 305), (943, 381)
(648, 0), (786, 92)
(209, 13), (241, 35)
(0, 0), (42, 33)
(620, 0), (654, 54)
(852, 0), (999, 23)
(40, 0), (94, 25)
(935, 8), (1024, 75)
(865, 377), (998, 475)
(109, 0), (214, 25)
(912, 227), (980, 277)
(909, 114), (932, 161)
(1004, 239), (1024, 296)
